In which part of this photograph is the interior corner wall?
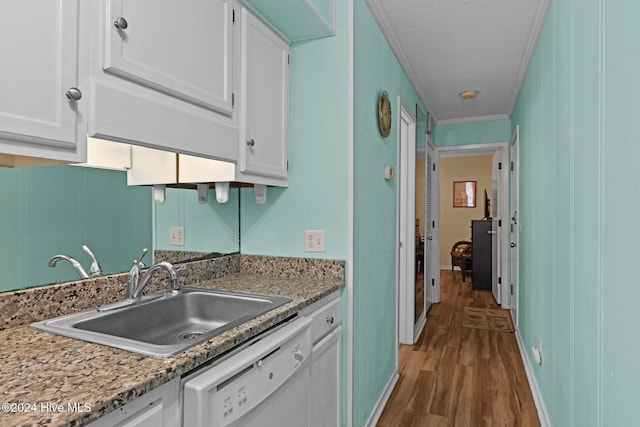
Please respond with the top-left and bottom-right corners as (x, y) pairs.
(438, 156), (492, 266)
(239, 1), (349, 262)
(353, 0), (425, 425)
(511, 0), (640, 425)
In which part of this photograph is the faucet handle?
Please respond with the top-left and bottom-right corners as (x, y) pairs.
(82, 245), (103, 277)
(134, 248), (148, 267)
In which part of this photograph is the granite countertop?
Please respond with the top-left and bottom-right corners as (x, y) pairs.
(0, 268), (343, 427)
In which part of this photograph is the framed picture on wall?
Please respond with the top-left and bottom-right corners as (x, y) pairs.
(453, 181), (476, 207)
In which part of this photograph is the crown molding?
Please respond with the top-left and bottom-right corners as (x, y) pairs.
(365, 0), (437, 122)
(505, 0), (552, 116)
(437, 113), (510, 126)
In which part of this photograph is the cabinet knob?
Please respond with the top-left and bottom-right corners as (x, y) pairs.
(114, 16), (128, 29)
(246, 139), (255, 147)
(326, 316), (334, 325)
(65, 87), (82, 101)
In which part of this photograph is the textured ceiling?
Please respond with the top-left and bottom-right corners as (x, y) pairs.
(366, 0), (550, 124)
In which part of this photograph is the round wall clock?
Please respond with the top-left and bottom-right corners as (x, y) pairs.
(378, 90), (391, 137)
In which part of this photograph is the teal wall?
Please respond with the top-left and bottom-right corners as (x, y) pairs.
(511, 0), (640, 425)
(153, 188), (239, 254)
(0, 165), (152, 292)
(239, 3), (348, 261)
(352, 0), (425, 425)
(433, 119), (512, 146)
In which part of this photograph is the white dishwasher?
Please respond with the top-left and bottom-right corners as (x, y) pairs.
(183, 317), (312, 427)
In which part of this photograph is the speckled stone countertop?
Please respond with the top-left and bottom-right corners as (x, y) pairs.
(0, 255), (344, 427)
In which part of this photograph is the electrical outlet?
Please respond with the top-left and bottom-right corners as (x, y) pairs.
(304, 230), (325, 252)
(170, 227), (185, 246)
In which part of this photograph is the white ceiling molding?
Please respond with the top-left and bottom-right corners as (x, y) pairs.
(437, 113), (511, 126)
(505, 0), (552, 116)
(365, 0), (437, 122)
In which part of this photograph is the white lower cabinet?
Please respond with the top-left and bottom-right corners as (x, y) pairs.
(303, 294), (342, 427)
(310, 326), (342, 427)
(88, 379), (180, 427)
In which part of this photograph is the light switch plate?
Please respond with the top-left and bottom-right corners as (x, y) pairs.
(305, 230), (325, 252)
(170, 227), (185, 246)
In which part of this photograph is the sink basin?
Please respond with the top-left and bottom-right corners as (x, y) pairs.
(31, 288), (291, 357)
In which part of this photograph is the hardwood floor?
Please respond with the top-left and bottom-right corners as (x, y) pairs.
(377, 270), (539, 427)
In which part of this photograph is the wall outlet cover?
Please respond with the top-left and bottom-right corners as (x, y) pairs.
(170, 227), (185, 246)
(305, 230), (325, 252)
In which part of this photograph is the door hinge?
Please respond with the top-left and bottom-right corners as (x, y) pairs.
(498, 277), (502, 284)
(288, 54), (290, 65)
(511, 161), (514, 171)
(498, 219), (502, 227)
(498, 162), (502, 170)
(286, 161), (289, 171)
(431, 278), (435, 287)
(432, 220), (435, 229)
(432, 163), (436, 171)
(232, 92), (235, 107)
(511, 284), (514, 294)
(232, 9), (235, 24)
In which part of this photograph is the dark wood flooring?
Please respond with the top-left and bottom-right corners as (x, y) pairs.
(377, 269), (539, 427)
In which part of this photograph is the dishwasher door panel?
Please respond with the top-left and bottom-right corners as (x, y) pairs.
(183, 317), (312, 427)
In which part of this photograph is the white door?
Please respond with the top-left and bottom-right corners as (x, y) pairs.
(491, 150), (501, 303)
(0, 0), (83, 161)
(104, 0), (234, 114)
(425, 143), (436, 309)
(510, 127), (520, 326)
(239, 7), (289, 179)
(397, 101), (416, 345)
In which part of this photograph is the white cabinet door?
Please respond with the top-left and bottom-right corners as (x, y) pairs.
(239, 7), (289, 180)
(0, 0), (84, 162)
(88, 379), (180, 427)
(89, 0), (238, 163)
(310, 326), (341, 427)
(105, 0), (234, 115)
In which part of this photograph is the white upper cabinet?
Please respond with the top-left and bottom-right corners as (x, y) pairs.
(239, 7), (290, 182)
(88, 0), (238, 162)
(104, 0), (234, 115)
(0, 0), (86, 164)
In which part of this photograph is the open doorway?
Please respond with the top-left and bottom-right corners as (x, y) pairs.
(433, 143), (511, 307)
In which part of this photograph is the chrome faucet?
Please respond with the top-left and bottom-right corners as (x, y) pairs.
(48, 245), (103, 279)
(48, 254), (89, 279)
(127, 248), (181, 300)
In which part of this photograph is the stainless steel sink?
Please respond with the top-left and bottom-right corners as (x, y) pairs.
(31, 288), (291, 357)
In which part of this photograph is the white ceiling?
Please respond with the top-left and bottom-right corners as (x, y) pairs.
(366, 0), (551, 124)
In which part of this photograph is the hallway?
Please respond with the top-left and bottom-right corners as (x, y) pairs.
(378, 270), (539, 426)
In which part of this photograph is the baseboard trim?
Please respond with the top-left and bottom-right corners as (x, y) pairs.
(365, 369), (399, 427)
(440, 265), (460, 271)
(515, 330), (551, 427)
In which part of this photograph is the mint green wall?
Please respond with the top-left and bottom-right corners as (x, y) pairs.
(433, 119), (512, 146)
(239, 4), (348, 261)
(153, 188), (239, 254)
(511, 0), (640, 425)
(352, 1), (425, 425)
(0, 165), (152, 292)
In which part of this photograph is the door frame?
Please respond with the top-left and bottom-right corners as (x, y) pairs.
(423, 138), (440, 305)
(434, 142), (511, 307)
(509, 126), (520, 326)
(396, 97), (417, 345)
